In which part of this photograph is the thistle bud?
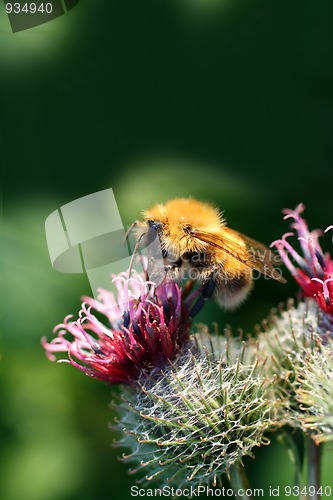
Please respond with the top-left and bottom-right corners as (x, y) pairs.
(113, 331), (279, 488)
(296, 339), (333, 444)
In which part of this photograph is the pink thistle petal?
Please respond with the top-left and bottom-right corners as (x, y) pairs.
(312, 278), (333, 304)
(282, 205), (314, 259)
(298, 237), (324, 278)
(271, 232), (311, 273)
(274, 204), (333, 317)
(282, 202), (305, 218)
(270, 241), (298, 276)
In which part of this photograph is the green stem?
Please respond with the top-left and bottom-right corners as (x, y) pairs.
(278, 427), (305, 494)
(308, 438), (321, 500)
(229, 463), (252, 500)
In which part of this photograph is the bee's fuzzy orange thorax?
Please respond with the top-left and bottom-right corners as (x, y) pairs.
(143, 198), (225, 255)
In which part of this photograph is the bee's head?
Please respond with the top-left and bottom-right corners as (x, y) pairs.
(145, 218), (195, 254)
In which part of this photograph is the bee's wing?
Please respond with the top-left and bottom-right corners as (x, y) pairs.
(192, 227), (286, 284)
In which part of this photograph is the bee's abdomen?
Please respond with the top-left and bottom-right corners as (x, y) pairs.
(214, 272), (253, 310)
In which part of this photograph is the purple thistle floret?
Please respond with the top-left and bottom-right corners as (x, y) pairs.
(271, 203), (333, 316)
(42, 274), (197, 385)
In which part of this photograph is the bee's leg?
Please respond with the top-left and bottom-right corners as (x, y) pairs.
(189, 296), (205, 318)
(189, 276), (216, 318)
(202, 276), (216, 298)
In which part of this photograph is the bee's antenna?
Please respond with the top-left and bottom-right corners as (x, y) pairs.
(123, 220), (140, 278)
(128, 230), (147, 279)
(123, 220), (138, 244)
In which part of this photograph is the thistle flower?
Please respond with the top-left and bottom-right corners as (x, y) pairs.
(264, 204), (333, 370)
(271, 203), (333, 317)
(42, 273), (199, 385)
(256, 205), (333, 438)
(113, 331), (278, 488)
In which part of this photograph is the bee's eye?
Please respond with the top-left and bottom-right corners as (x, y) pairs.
(183, 224), (193, 234)
(148, 219), (162, 231)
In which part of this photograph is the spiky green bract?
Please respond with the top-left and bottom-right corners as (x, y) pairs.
(113, 332), (278, 489)
(296, 339), (333, 444)
(255, 299), (326, 393)
(254, 298), (333, 423)
(193, 323), (258, 366)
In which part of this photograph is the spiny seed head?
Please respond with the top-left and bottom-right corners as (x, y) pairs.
(112, 335), (279, 489)
(295, 339), (333, 443)
(253, 298), (333, 426)
(255, 298), (332, 382)
(193, 323), (257, 366)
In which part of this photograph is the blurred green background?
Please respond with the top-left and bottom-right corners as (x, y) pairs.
(1, 1), (333, 499)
